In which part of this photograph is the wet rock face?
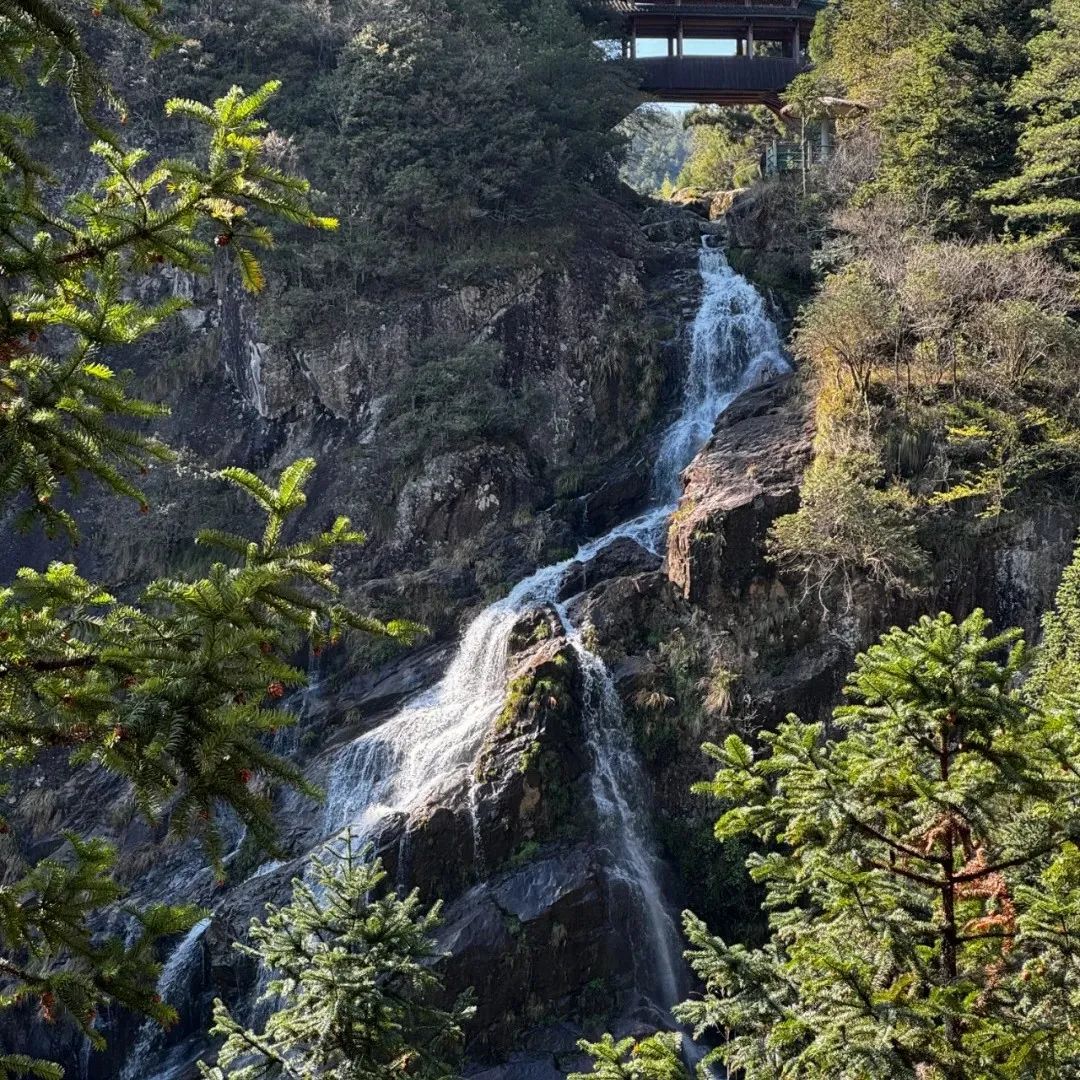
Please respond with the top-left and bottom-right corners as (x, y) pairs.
(193, 621), (606, 1063)
(392, 445), (542, 554)
(437, 847), (612, 1056)
(556, 538), (662, 603)
(472, 620), (591, 868)
(667, 377), (814, 613)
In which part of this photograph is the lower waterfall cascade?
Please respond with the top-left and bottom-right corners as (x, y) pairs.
(121, 239), (788, 1077)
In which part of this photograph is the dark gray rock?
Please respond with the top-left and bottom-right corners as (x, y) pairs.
(556, 538), (662, 603)
(668, 377), (814, 613)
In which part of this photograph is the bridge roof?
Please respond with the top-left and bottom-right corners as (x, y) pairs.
(605, 0), (826, 17)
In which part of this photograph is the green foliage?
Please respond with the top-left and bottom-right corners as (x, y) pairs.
(620, 106), (692, 196)
(811, 0), (1034, 229)
(568, 1033), (689, 1080)
(794, 261), (897, 399)
(198, 833), (474, 1080)
(0, 55), (335, 534)
(768, 452), (928, 601)
(678, 610), (1080, 1079)
(984, 0), (1080, 264)
(793, 205), (1079, 581)
(0, 4), (407, 1074)
(0, 462), (413, 1058)
(318, 0), (638, 285)
(1032, 540), (1080, 698)
(0, 831), (202, 1070)
(931, 402), (1080, 516)
(384, 339), (527, 481)
(675, 106), (781, 192)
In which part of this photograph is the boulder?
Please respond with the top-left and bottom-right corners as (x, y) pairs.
(556, 537), (662, 602)
(667, 377), (814, 614)
(567, 572), (683, 659)
(473, 636), (591, 866)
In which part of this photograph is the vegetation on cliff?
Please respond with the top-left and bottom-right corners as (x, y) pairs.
(580, 2), (1080, 1076)
(768, 0), (1080, 610)
(9, 0), (1080, 1074)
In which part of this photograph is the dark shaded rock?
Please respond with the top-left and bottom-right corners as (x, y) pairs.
(392, 445), (542, 553)
(566, 457), (652, 537)
(473, 638), (590, 866)
(668, 377), (814, 613)
(640, 203), (724, 247)
(438, 846), (611, 1055)
(466, 1057), (565, 1080)
(556, 538), (662, 603)
(508, 606), (563, 657)
(368, 775), (482, 902)
(567, 571), (684, 658)
(330, 641), (456, 729)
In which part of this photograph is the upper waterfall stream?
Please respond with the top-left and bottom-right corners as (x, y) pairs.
(124, 241), (787, 1079)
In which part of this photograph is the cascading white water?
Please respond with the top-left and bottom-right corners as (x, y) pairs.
(112, 241), (785, 1080)
(119, 918), (212, 1080)
(115, 242), (785, 1080)
(320, 241), (788, 1011)
(563, 614), (686, 1009)
(653, 244), (786, 501)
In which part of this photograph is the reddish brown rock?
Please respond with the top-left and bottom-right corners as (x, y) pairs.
(667, 377), (814, 614)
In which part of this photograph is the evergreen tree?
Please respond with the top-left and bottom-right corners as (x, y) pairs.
(322, 0), (637, 282)
(0, 4), (409, 1074)
(812, 0), (1034, 230)
(675, 106), (781, 192)
(1031, 540), (1080, 698)
(984, 0), (1080, 265)
(676, 611), (1080, 1078)
(568, 1034), (689, 1080)
(198, 834), (474, 1080)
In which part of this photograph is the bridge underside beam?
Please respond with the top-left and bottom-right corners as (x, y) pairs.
(634, 56), (802, 111)
(647, 87), (785, 112)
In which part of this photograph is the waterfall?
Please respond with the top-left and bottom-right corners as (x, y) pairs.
(653, 243), (786, 501)
(320, 241), (788, 1011)
(113, 243), (786, 1080)
(119, 918), (212, 1080)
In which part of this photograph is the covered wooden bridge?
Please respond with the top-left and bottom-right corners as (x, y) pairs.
(608, 0), (827, 111)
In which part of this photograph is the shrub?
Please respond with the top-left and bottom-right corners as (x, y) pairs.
(768, 452), (929, 601)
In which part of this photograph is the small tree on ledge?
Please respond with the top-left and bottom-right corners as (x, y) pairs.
(198, 832), (474, 1080)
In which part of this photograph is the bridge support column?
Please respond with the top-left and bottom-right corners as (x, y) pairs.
(747, 23), (755, 57)
(792, 23), (801, 62)
(676, 20), (684, 57)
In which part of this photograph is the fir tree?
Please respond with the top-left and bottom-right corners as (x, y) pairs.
(0, 459), (416, 1075)
(984, 0), (1080, 264)
(811, 0), (1034, 231)
(1031, 540), (1080, 698)
(198, 833), (474, 1080)
(676, 611), (1080, 1078)
(0, 4), (410, 1075)
(568, 1034), (689, 1080)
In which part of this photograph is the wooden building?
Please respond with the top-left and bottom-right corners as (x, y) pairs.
(609, 0), (827, 110)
